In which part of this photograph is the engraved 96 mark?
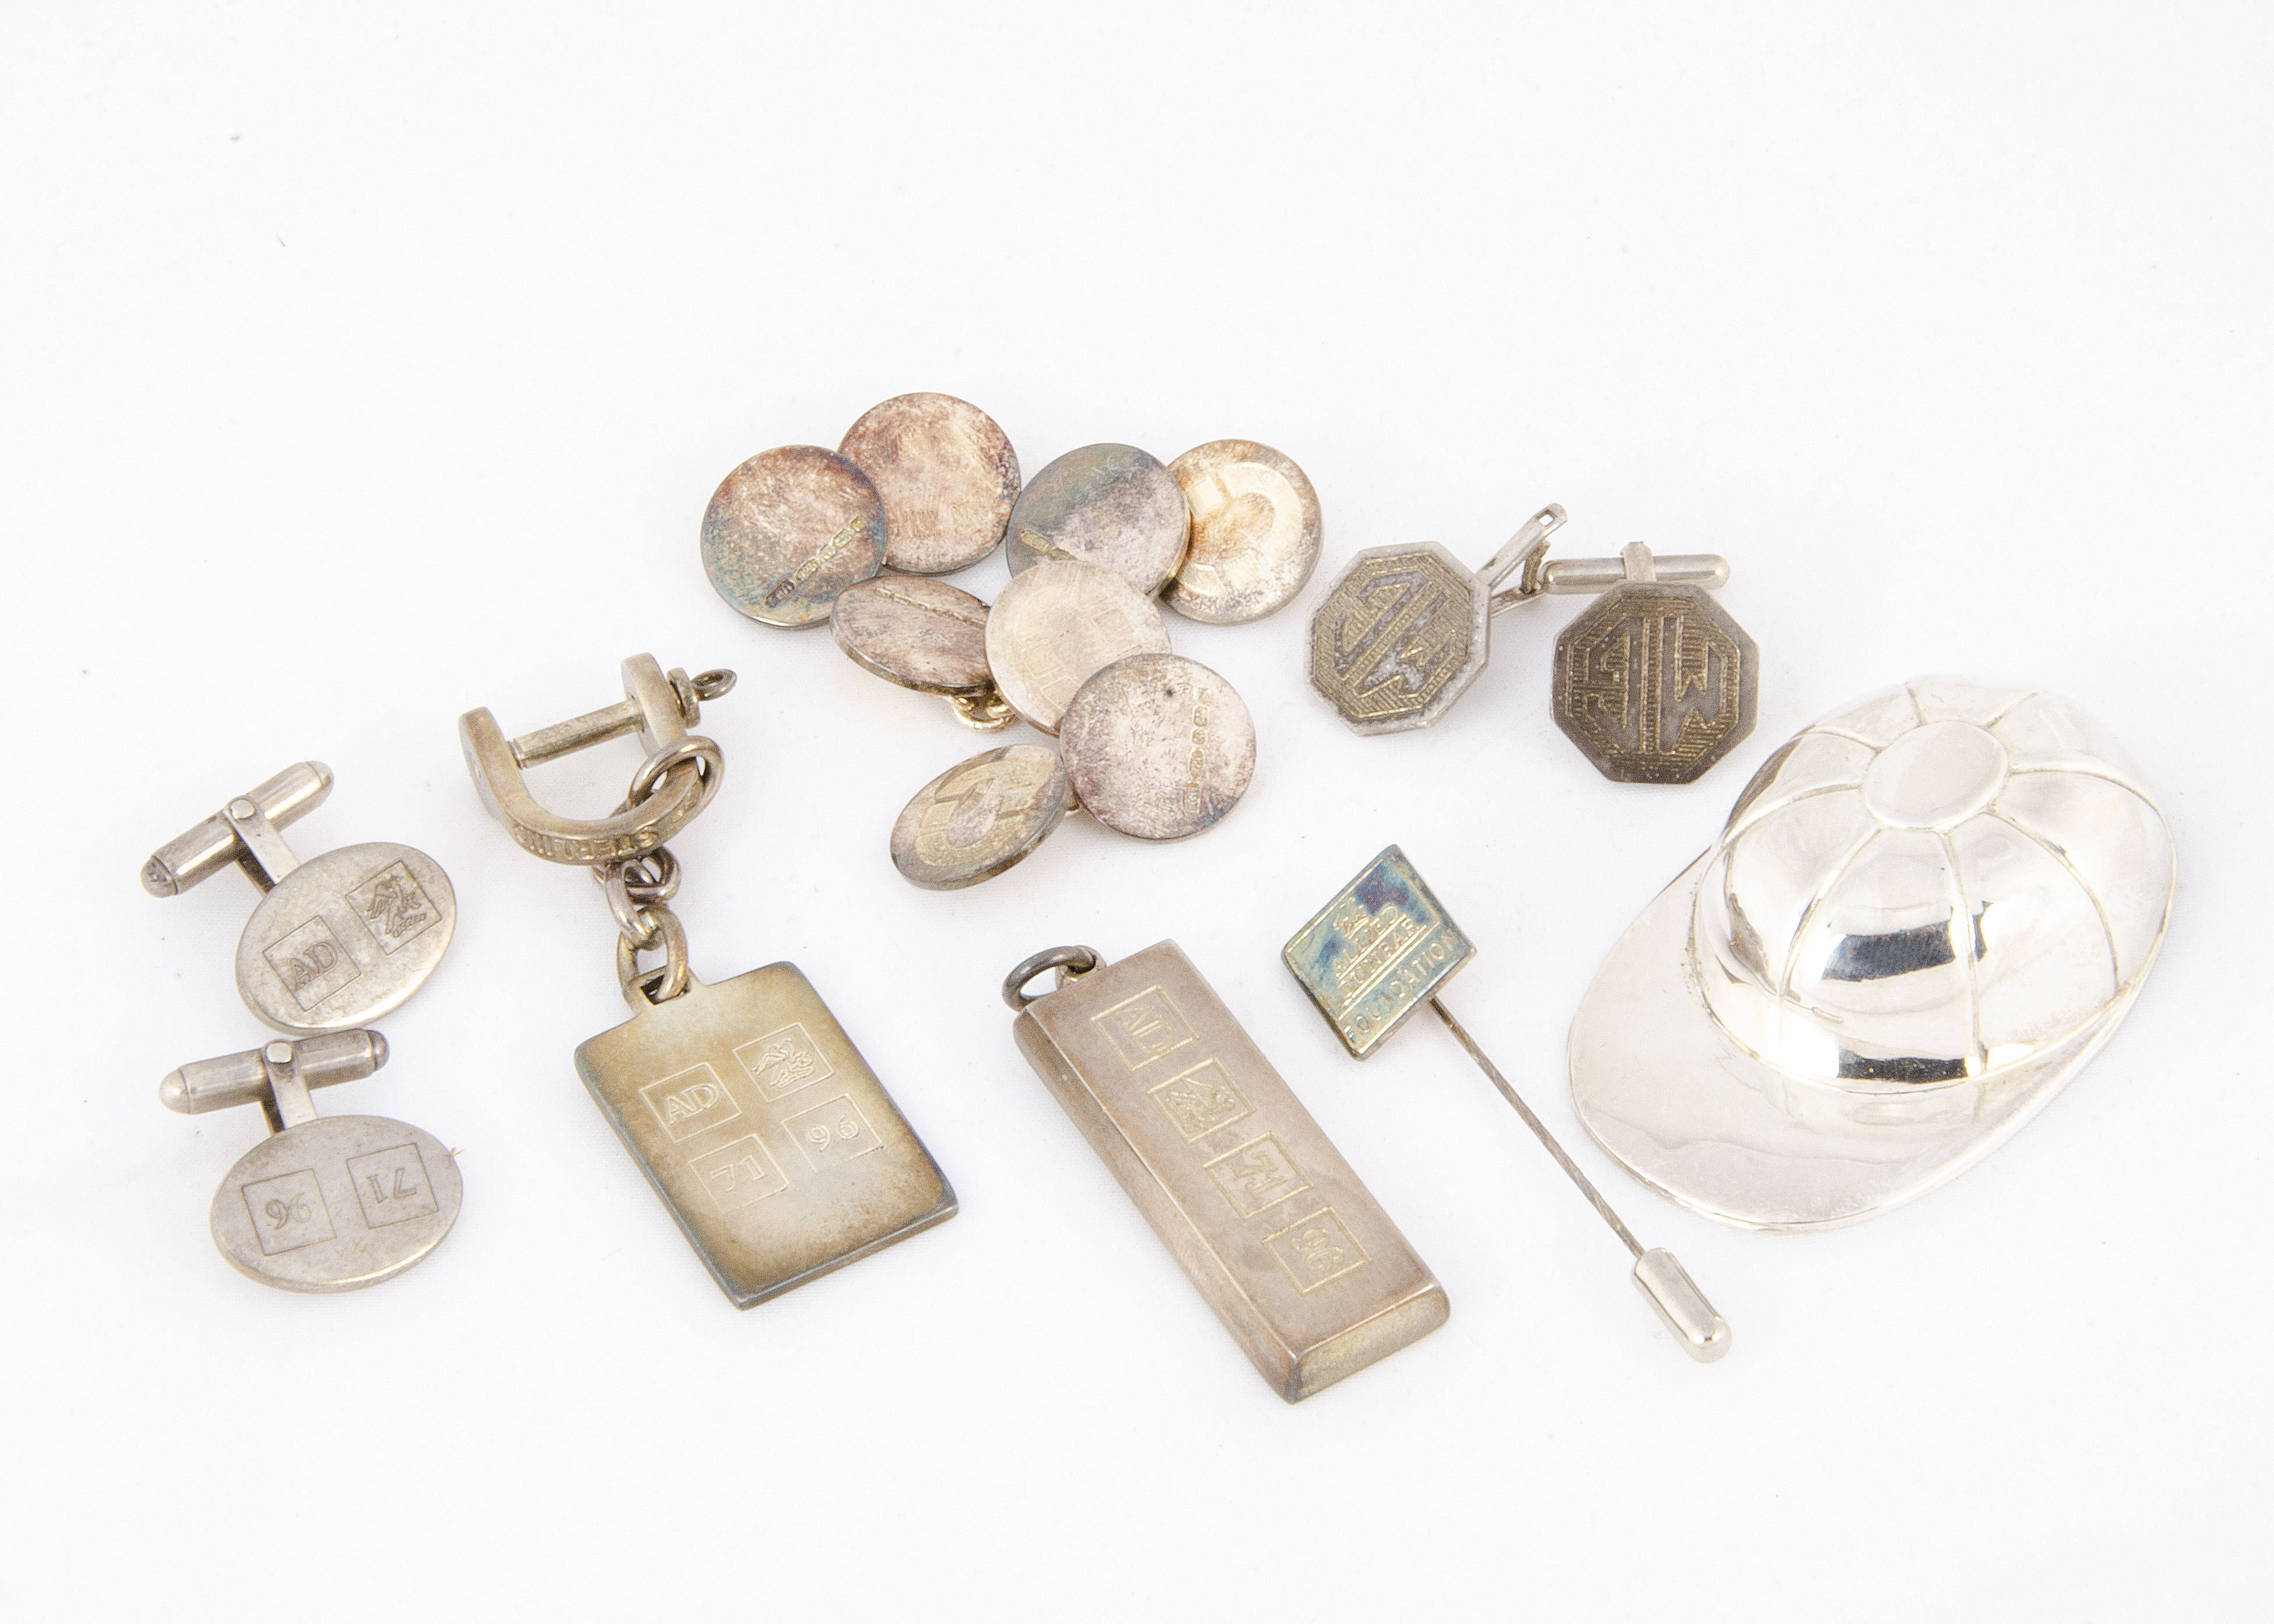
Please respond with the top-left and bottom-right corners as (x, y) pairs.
(264, 1194), (314, 1229)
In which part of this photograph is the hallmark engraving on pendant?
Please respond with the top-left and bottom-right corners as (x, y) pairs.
(346, 860), (438, 955)
(1203, 1135), (1311, 1219)
(262, 917), (362, 1010)
(1092, 987), (1196, 1069)
(1148, 1059), (1252, 1142)
(1264, 1206), (1370, 1293)
(348, 1143), (438, 1229)
(1552, 583), (1758, 784)
(734, 1024), (835, 1102)
(690, 1135), (791, 1212)
(241, 1167), (335, 1255)
(641, 1062), (745, 1141)
(784, 1094), (882, 1172)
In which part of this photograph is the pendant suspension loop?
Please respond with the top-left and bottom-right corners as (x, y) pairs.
(1002, 945), (1102, 1011)
(625, 736), (725, 827)
(615, 902), (691, 1006)
(593, 845), (682, 914)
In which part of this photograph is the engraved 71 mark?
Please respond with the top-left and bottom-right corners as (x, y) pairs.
(365, 1167), (422, 1205)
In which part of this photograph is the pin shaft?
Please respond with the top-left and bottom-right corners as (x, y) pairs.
(1429, 996), (1644, 1261)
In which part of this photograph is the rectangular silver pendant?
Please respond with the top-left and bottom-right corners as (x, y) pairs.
(1013, 940), (1447, 1402)
(575, 964), (956, 1307)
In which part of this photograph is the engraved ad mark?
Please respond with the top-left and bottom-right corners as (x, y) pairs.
(261, 918), (362, 1011)
(1092, 988), (1198, 1069)
(641, 1062), (747, 1142)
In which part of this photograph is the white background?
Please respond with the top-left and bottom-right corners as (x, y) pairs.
(3, 4), (2267, 1619)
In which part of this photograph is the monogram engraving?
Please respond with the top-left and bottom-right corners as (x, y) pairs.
(734, 1024), (835, 1102)
(261, 918), (362, 1011)
(1204, 1135), (1311, 1219)
(913, 753), (1058, 864)
(640, 1062), (745, 1141)
(783, 1094), (882, 1172)
(1148, 1059), (1251, 1142)
(1554, 585), (1757, 784)
(690, 1135), (790, 1212)
(1310, 551), (1476, 724)
(241, 1167), (335, 1255)
(1092, 988), (1197, 1069)
(346, 860), (439, 955)
(348, 1143), (440, 1229)
(1264, 1206), (1370, 1293)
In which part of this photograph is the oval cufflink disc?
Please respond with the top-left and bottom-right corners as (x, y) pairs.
(209, 1114), (461, 1292)
(1551, 582), (1759, 783)
(1306, 540), (1491, 735)
(235, 843), (457, 1035)
(891, 744), (1069, 889)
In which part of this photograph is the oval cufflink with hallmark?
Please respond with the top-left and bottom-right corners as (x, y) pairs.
(1307, 508), (1755, 783)
(144, 762), (457, 1037)
(162, 1031), (462, 1293)
(145, 765), (462, 1291)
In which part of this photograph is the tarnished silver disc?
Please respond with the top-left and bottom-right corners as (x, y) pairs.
(1059, 653), (1256, 841)
(211, 1114), (461, 1292)
(701, 445), (886, 628)
(831, 575), (994, 695)
(1165, 440), (1324, 625)
(839, 392), (1021, 575)
(235, 842), (455, 1036)
(984, 558), (1174, 735)
(890, 745), (1070, 889)
(1005, 443), (1190, 595)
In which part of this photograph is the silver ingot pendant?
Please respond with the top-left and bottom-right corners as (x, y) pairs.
(1005, 941), (1447, 1402)
(576, 967), (957, 1308)
(1571, 676), (2177, 1230)
(164, 1032), (462, 1292)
